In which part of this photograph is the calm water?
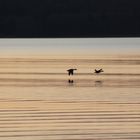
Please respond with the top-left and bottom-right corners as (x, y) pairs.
(0, 56), (140, 140)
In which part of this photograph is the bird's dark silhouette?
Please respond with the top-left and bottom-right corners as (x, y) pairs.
(95, 69), (104, 74)
(67, 69), (77, 75)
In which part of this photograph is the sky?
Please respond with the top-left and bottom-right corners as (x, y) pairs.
(0, 38), (139, 58)
(0, 0), (140, 38)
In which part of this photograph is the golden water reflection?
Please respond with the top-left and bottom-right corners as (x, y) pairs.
(0, 57), (139, 140)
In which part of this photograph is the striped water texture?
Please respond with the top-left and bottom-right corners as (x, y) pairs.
(0, 57), (140, 140)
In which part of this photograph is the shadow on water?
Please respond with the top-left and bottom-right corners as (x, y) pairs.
(95, 80), (103, 87)
(68, 79), (74, 86)
(67, 79), (104, 87)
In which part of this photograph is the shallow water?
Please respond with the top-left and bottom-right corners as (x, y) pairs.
(0, 57), (140, 140)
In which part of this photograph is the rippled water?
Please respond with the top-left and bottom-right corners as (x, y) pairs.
(0, 57), (140, 140)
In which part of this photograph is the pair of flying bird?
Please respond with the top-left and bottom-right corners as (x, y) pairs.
(67, 68), (104, 75)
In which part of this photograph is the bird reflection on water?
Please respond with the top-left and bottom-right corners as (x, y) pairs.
(95, 80), (103, 87)
(68, 79), (74, 83)
(68, 79), (74, 86)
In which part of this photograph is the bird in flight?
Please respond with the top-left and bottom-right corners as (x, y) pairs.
(95, 69), (104, 74)
(67, 69), (77, 75)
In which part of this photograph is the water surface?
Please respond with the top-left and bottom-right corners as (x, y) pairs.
(0, 56), (140, 140)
